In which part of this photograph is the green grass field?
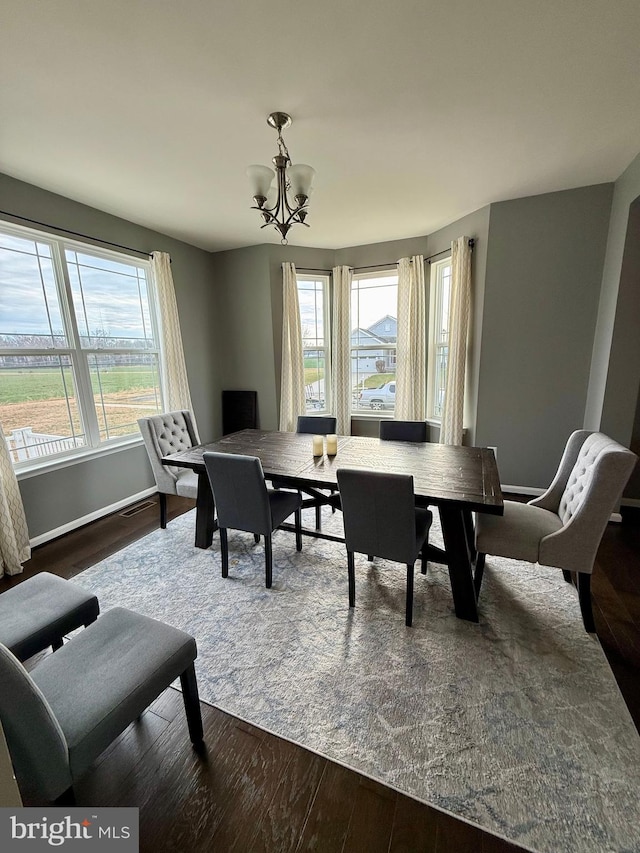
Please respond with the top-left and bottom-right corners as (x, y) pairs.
(0, 366), (156, 403)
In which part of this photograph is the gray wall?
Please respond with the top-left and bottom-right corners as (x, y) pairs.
(475, 184), (614, 488)
(0, 173), (220, 539)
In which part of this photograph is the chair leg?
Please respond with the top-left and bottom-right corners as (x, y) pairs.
(254, 533), (261, 543)
(179, 663), (204, 747)
(315, 504), (322, 531)
(347, 551), (356, 608)
(474, 552), (486, 596)
(406, 564), (414, 627)
(295, 508), (303, 552)
(51, 637), (64, 651)
(562, 570), (573, 584)
(420, 545), (428, 575)
(265, 534), (273, 588)
(55, 786), (76, 806)
(331, 489), (337, 513)
(159, 492), (167, 529)
(576, 572), (596, 633)
(367, 555), (374, 562)
(220, 528), (229, 578)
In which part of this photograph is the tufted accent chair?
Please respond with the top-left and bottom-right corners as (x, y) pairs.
(138, 411), (199, 528)
(475, 431), (637, 632)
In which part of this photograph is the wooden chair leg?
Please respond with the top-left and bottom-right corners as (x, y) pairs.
(406, 564), (414, 627)
(55, 786), (76, 806)
(253, 533), (260, 543)
(315, 504), (322, 531)
(159, 492), (168, 529)
(367, 555), (374, 562)
(577, 572), (596, 633)
(180, 663), (204, 747)
(220, 528), (229, 578)
(420, 546), (428, 575)
(562, 570), (573, 584)
(347, 551), (356, 608)
(295, 508), (303, 552)
(51, 637), (64, 651)
(265, 534), (273, 588)
(474, 552), (486, 596)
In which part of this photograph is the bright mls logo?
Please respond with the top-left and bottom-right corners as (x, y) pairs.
(0, 808), (138, 850)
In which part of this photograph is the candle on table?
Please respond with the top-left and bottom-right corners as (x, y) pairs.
(326, 434), (338, 456)
(312, 434), (324, 456)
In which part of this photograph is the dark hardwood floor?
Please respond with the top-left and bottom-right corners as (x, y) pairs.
(3, 493), (639, 852)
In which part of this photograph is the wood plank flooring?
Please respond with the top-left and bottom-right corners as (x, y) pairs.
(3, 494), (639, 852)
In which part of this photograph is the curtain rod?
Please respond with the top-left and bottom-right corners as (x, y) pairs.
(0, 210), (152, 258)
(298, 239), (475, 274)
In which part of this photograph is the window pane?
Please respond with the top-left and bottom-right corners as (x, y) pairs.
(0, 355), (86, 463)
(66, 250), (156, 349)
(351, 273), (397, 412)
(89, 353), (163, 441)
(297, 276), (329, 413)
(0, 237), (67, 348)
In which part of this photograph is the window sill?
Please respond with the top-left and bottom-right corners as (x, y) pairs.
(15, 436), (144, 480)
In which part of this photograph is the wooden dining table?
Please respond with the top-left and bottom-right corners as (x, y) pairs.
(163, 429), (503, 623)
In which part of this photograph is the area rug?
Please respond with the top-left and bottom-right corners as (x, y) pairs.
(79, 508), (640, 853)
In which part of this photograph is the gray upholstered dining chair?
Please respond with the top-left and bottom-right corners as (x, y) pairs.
(0, 572), (99, 662)
(379, 420), (428, 443)
(138, 410), (199, 528)
(274, 415), (338, 529)
(203, 452), (303, 588)
(475, 430), (637, 632)
(0, 606), (203, 804)
(337, 469), (432, 626)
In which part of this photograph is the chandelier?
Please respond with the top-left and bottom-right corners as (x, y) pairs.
(247, 112), (315, 244)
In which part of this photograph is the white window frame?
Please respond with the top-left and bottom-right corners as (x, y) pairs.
(427, 257), (452, 421)
(0, 220), (164, 472)
(295, 273), (332, 416)
(350, 269), (398, 416)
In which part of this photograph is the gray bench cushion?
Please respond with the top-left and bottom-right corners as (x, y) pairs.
(31, 607), (197, 778)
(0, 572), (99, 661)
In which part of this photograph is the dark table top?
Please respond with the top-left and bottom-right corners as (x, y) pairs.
(163, 429), (503, 515)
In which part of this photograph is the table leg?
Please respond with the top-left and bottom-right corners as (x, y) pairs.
(195, 470), (217, 549)
(439, 505), (478, 622)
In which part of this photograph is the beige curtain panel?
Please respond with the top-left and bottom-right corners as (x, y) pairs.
(440, 237), (472, 445)
(331, 265), (352, 435)
(0, 420), (31, 576)
(395, 255), (426, 421)
(279, 262), (306, 431)
(151, 252), (200, 441)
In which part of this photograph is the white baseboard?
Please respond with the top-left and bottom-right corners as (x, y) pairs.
(501, 484), (544, 496)
(29, 487), (158, 548)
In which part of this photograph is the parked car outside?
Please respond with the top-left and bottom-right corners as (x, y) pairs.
(358, 381), (396, 410)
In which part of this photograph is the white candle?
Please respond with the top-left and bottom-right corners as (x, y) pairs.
(326, 433), (338, 456)
(312, 434), (323, 456)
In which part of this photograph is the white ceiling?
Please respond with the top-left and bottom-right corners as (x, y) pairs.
(2, 1), (640, 253)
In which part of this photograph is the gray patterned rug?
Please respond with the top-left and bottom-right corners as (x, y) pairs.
(79, 508), (640, 853)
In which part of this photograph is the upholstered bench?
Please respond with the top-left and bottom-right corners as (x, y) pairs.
(0, 572), (99, 661)
(0, 606), (203, 803)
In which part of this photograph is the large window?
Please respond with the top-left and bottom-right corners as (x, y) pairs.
(296, 274), (331, 413)
(351, 271), (398, 413)
(428, 258), (452, 419)
(0, 223), (164, 467)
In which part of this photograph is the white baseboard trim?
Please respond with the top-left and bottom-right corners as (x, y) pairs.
(29, 487), (158, 548)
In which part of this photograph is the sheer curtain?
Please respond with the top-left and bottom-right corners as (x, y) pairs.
(440, 237), (472, 445)
(0, 420), (30, 576)
(331, 265), (352, 435)
(279, 262), (306, 431)
(151, 252), (200, 440)
(395, 256), (426, 420)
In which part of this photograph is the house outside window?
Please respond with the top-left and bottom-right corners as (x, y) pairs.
(0, 222), (164, 468)
(296, 273), (331, 413)
(428, 257), (452, 419)
(351, 271), (398, 413)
